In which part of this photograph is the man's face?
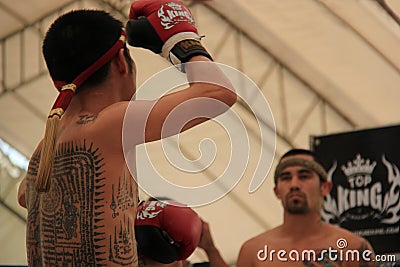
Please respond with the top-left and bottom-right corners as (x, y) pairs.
(274, 154), (325, 214)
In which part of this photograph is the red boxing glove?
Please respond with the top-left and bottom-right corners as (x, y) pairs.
(135, 200), (202, 263)
(126, 0), (212, 70)
(129, 0), (198, 42)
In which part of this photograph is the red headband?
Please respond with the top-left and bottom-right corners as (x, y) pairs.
(49, 30), (127, 118)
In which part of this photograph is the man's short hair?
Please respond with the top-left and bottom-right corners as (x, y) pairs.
(42, 9), (130, 88)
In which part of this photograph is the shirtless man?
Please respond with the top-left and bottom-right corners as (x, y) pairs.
(237, 149), (376, 267)
(17, 1), (236, 266)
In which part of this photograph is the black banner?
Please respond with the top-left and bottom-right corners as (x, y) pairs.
(311, 125), (400, 255)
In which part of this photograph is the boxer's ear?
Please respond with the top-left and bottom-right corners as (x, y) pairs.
(114, 48), (129, 74)
(320, 180), (332, 197)
(274, 186), (282, 200)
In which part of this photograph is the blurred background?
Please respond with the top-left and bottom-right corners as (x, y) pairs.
(1, 0), (399, 265)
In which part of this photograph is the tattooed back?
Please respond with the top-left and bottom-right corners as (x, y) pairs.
(21, 109), (139, 267)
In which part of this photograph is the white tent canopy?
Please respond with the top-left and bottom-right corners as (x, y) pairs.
(1, 0), (399, 265)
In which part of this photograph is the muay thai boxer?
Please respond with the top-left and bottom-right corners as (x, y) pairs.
(237, 149), (376, 267)
(17, 0), (236, 265)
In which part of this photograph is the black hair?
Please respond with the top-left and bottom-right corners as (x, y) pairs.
(42, 9), (132, 88)
(281, 148), (314, 159)
(280, 148), (324, 164)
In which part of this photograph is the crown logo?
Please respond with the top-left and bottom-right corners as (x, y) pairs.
(167, 2), (183, 10)
(341, 154), (376, 177)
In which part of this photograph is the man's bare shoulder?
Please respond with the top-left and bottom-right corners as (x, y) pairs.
(322, 222), (373, 250)
(81, 101), (131, 138)
(237, 227), (281, 267)
(98, 100), (155, 127)
(323, 223), (362, 240)
(242, 226), (281, 249)
(97, 101), (129, 121)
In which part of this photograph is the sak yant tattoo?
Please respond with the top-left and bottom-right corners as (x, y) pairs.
(302, 248), (343, 266)
(25, 141), (138, 266)
(76, 114), (98, 125)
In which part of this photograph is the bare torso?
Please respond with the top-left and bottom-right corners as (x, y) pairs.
(238, 222), (375, 267)
(23, 106), (139, 266)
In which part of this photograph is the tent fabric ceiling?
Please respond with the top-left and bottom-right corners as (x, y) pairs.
(1, 0), (400, 265)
